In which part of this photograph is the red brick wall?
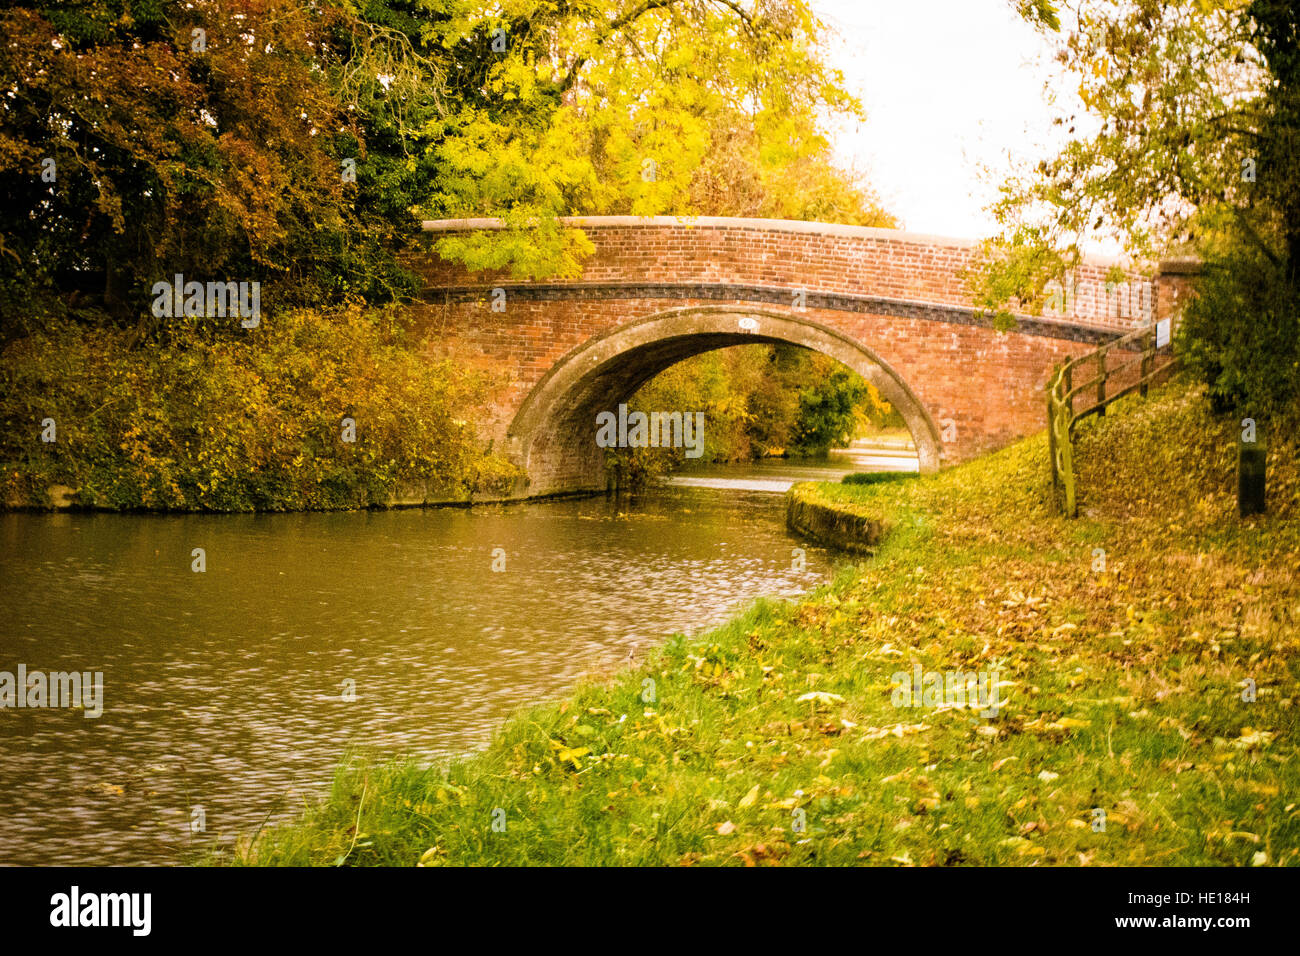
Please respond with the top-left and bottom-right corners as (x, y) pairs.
(411, 296), (1091, 466)
(416, 218), (1153, 329)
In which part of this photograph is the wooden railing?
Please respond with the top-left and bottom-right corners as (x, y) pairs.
(1047, 322), (1178, 516)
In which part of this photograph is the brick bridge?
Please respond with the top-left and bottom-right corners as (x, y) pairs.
(413, 216), (1195, 497)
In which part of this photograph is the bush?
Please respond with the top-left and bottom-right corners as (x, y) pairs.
(627, 344), (891, 467)
(790, 366), (869, 456)
(1177, 243), (1300, 421)
(0, 307), (519, 510)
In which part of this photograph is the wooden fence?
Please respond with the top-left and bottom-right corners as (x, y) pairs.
(1047, 322), (1178, 516)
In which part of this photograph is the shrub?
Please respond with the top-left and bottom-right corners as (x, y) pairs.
(0, 307), (519, 510)
(1177, 243), (1300, 421)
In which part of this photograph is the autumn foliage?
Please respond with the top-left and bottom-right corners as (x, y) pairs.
(1, 1), (892, 510)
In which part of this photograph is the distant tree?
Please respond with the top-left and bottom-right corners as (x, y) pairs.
(687, 115), (896, 225)
(790, 365), (869, 456)
(625, 344), (892, 466)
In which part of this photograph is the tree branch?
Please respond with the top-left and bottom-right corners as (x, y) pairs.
(1232, 205), (1282, 268)
(557, 0), (758, 94)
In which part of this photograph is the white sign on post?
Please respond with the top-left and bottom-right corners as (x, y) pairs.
(1155, 318), (1171, 348)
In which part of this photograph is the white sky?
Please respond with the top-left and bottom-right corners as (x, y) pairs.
(814, 0), (1078, 245)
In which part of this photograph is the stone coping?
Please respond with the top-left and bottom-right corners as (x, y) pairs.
(419, 215), (1134, 270)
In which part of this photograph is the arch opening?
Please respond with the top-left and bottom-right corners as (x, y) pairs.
(506, 307), (943, 497)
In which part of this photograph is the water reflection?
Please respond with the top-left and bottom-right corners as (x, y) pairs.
(663, 438), (918, 491)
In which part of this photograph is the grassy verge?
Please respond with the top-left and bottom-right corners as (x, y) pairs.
(229, 380), (1300, 866)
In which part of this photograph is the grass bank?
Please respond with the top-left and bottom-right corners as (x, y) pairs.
(229, 380), (1299, 866)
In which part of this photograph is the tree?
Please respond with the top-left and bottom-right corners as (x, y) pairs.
(0, 1), (379, 338)
(417, 0), (893, 274)
(790, 364), (869, 456)
(2, 0), (892, 332)
(976, 0), (1299, 415)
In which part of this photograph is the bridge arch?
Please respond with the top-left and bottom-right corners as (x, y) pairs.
(505, 305), (943, 496)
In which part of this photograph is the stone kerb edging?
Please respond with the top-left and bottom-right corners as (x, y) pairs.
(785, 483), (890, 555)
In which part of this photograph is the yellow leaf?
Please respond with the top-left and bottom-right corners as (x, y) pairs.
(1234, 728), (1275, 750)
(416, 846), (441, 867)
(556, 746), (589, 767)
(737, 784), (760, 810)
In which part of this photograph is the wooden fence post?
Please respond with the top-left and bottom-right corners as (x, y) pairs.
(1060, 413), (1077, 518)
(1139, 328), (1151, 398)
(1047, 370), (1060, 503)
(1239, 427), (1266, 517)
(1096, 348), (1107, 416)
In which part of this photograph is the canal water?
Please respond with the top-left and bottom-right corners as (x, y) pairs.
(0, 445), (914, 865)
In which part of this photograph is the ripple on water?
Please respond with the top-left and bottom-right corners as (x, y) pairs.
(0, 477), (846, 864)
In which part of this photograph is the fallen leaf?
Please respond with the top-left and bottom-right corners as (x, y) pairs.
(797, 691), (845, 705)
